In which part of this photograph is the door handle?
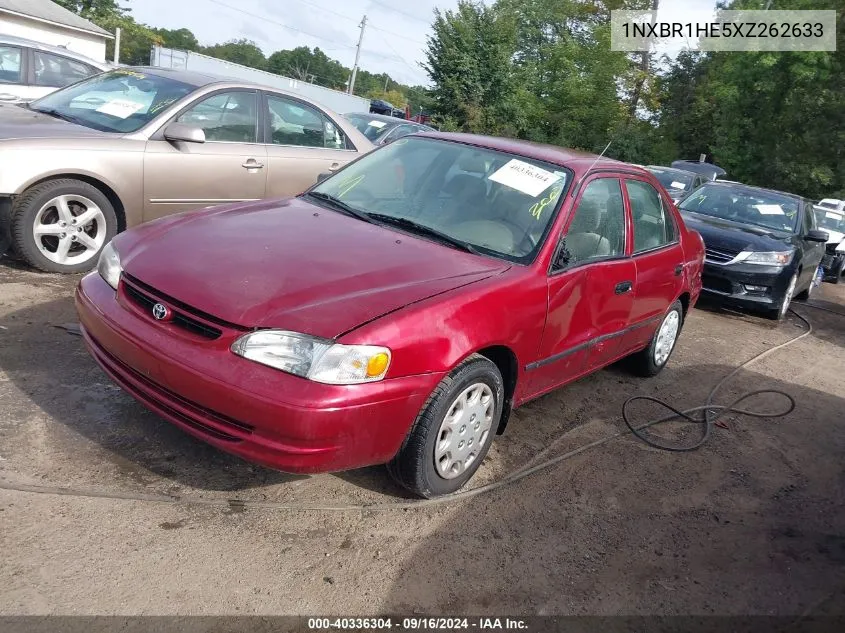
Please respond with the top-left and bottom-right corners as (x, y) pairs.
(674, 264), (683, 276)
(241, 159), (264, 169)
(328, 162), (340, 172)
(615, 281), (633, 294)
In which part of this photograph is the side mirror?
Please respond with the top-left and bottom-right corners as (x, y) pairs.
(316, 172), (332, 184)
(806, 229), (829, 243)
(163, 122), (205, 144)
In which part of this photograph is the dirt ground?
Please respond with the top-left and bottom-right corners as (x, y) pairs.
(1, 256), (844, 617)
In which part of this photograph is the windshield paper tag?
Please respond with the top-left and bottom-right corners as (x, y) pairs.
(755, 204), (785, 215)
(369, 120), (386, 128)
(489, 159), (562, 197)
(670, 181), (686, 189)
(96, 99), (145, 119)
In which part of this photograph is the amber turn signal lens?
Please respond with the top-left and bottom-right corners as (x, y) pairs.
(366, 352), (390, 377)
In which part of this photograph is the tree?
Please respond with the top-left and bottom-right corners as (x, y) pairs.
(267, 46), (348, 88)
(424, 1), (521, 135)
(153, 28), (200, 52)
(202, 39), (267, 70)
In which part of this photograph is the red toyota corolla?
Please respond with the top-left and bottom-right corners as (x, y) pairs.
(76, 133), (704, 498)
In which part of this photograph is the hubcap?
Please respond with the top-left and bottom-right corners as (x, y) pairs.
(653, 309), (680, 366)
(434, 382), (495, 480)
(33, 194), (106, 266)
(781, 274), (797, 317)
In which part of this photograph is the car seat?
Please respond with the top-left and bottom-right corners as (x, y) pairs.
(566, 197), (612, 262)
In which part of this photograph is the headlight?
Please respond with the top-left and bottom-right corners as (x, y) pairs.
(735, 250), (794, 266)
(97, 241), (122, 289)
(230, 330), (391, 384)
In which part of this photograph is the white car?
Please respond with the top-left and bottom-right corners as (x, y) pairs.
(815, 198), (845, 213)
(0, 35), (110, 103)
(814, 205), (845, 283)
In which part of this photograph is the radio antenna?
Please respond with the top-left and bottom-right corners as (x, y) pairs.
(585, 140), (613, 175)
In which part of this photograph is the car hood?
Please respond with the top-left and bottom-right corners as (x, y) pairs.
(0, 102), (111, 140)
(680, 210), (794, 254)
(117, 198), (510, 338)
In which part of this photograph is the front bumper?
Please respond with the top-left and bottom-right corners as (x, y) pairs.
(75, 272), (444, 474)
(700, 260), (795, 310)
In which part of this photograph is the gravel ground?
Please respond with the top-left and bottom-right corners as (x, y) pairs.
(1, 257), (844, 617)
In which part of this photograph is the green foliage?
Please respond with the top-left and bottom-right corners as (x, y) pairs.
(202, 39), (267, 70)
(153, 28), (200, 52)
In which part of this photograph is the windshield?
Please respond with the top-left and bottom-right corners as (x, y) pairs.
(309, 137), (571, 263)
(815, 208), (845, 233)
(343, 114), (393, 141)
(650, 169), (693, 191)
(30, 69), (195, 133)
(679, 184), (799, 233)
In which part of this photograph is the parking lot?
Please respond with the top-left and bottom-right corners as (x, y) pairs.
(1, 258), (844, 616)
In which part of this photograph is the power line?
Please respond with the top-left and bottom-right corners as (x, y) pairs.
(368, 23), (427, 46)
(375, 31), (428, 85)
(288, 0), (428, 46)
(204, 0), (357, 49)
(368, 0), (432, 25)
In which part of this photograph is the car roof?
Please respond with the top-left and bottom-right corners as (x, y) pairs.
(646, 165), (699, 178)
(698, 179), (807, 202)
(0, 34), (110, 68)
(345, 112), (407, 124)
(421, 132), (644, 175)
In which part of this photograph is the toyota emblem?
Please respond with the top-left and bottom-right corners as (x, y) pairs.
(152, 303), (169, 321)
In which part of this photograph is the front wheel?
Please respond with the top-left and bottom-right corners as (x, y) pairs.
(11, 179), (118, 273)
(387, 354), (504, 498)
(629, 300), (684, 377)
(767, 272), (798, 320)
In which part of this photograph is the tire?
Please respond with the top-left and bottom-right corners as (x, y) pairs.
(794, 270), (817, 302)
(387, 354), (504, 498)
(629, 300), (684, 377)
(11, 179), (118, 273)
(766, 272), (798, 321)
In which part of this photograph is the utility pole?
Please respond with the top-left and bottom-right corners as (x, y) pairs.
(113, 27), (121, 64)
(348, 14), (367, 94)
(383, 74), (389, 94)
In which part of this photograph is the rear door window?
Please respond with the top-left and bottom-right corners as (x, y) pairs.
(0, 45), (22, 84)
(33, 51), (98, 87)
(626, 179), (676, 253)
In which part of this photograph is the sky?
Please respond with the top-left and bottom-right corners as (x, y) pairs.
(125, 0), (721, 88)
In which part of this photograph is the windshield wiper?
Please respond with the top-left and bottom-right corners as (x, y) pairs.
(304, 191), (374, 224)
(367, 213), (480, 254)
(32, 107), (86, 126)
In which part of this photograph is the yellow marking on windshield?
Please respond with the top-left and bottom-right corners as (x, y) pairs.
(337, 175), (365, 198)
(149, 98), (179, 114)
(529, 185), (563, 220)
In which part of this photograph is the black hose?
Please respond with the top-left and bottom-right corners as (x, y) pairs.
(623, 308), (810, 452)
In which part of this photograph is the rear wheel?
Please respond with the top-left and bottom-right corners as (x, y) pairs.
(629, 300), (683, 377)
(387, 354), (503, 498)
(11, 179), (117, 273)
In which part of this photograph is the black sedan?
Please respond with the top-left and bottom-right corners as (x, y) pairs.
(679, 182), (828, 320)
(646, 166), (708, 203)
(343, 112), (435, 146)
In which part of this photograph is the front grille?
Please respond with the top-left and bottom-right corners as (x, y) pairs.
(121, 274), (244, 340)
(702, 274), (734, 294)
(705, 247), (740, 264)
(90, 333), (254, 440)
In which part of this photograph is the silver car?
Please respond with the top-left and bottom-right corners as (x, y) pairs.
(0, 66), (374, 272)
(0, 34), (110, 103)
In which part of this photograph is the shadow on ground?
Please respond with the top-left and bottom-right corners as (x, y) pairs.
(381, 365), (845, 615)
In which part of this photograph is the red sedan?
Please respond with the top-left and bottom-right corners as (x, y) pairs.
(76, 133), (704, 498)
